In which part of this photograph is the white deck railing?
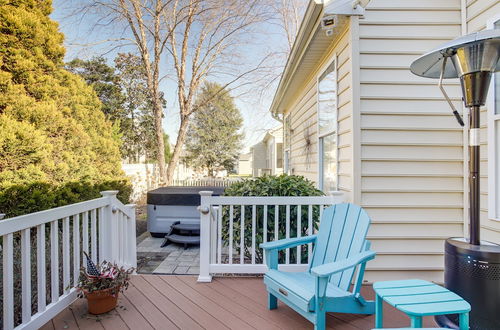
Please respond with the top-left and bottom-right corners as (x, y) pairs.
(0, 191), (136, 330)
(197, 192), (344, 282)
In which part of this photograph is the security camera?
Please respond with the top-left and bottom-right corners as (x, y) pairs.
(325, 29), (334, 37)
(321, 15), (337, 30)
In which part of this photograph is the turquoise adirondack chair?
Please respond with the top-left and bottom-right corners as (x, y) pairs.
(260, 203), (376, 330)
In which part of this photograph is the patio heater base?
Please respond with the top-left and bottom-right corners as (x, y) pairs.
(436, 238), (500, 330)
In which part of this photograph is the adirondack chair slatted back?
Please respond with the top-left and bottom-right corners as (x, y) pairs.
(308, 203), (371, 291)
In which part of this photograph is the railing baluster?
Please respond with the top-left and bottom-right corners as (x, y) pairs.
(73, 214), (80, 287)
(98, 207), (105, 263)
(251, 205), (256, 264)
(308, 205), (313, 264)
(217, 204), (222, 264)
(229, 205), (234, 264)
(297, 205), (302, 265)
(21, 228), (32, 323)
(119, 212), (124, 264)
(3, 233), (14, 330)
(274, 205), (279, 243)
(285, 204), (290, 264)
(50, 220), (59, 302)
(82, 211), (89, 257)
(263, 205), (268, 264)
(37, 223), (47, 313)
(319, 205), (324, 228)
(240, 205), (245, 264)
(91, 209), (97, 263)
(63, 216), (70, 294)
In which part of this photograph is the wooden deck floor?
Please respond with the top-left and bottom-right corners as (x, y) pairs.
(41, 275), (438, 330)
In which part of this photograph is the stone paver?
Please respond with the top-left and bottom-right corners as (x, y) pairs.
(173, 266), (189, 274)
(136, 235), (200, 275)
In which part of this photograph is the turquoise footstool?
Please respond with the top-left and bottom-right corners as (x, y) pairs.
(373, 279), (470, 329)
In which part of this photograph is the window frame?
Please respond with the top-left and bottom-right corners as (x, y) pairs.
(487, 14), (500, 221)
(317, 54), (338, 192)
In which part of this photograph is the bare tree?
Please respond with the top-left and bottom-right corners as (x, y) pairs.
(72, 0), (179, 184)
(270, 0), (305, 53)
(161, 0), (270, 184)
(70, 0), (270, 185)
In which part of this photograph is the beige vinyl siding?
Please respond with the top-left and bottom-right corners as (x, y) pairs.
(360, 0), (464, 283)
(466, 0), (500, 244)
(285, 25), (354, 200)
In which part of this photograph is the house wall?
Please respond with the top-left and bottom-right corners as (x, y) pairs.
(285, 25), (354, 201)
(251, 142), (267, 176)
(282, 0), (500, 282)
(466, 0), (500, 246)
(359, 0), (464, 282)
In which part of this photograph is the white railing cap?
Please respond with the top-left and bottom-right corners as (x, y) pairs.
(199, 191), (214, 196)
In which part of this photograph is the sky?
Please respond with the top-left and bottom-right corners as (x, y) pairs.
(50, 0), (291, 152)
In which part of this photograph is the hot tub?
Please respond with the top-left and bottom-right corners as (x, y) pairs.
(147, 186), (225, 237)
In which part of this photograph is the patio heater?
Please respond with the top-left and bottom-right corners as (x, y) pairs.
(410, 30), (500, 329)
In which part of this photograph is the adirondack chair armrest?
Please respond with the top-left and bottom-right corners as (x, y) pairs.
(260, 235), (317, 251)
(310, 250), (376, 277)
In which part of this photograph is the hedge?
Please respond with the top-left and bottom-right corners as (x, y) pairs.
(223, 174), (324, 263)
(0, 180), (132, 218)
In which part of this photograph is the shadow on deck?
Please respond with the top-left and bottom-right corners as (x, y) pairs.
(41, 275), (439, 329)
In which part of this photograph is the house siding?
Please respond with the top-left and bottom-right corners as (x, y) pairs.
(279, 0), (499, 283)
(466, 0), (500, 243)
(359, 0), (464, 282)
(285, 25), (354, 201)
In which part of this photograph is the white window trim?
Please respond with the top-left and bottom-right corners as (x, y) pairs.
(317, 54), (338, 192)
(487, 14), (500, 221)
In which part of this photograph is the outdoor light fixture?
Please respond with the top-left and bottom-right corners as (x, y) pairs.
(411, 30), (500, 330)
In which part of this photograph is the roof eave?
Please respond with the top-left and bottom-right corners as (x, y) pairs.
(269, 0), (324, 117)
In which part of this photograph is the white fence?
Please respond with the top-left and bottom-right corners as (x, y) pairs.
(0, 191), (136, 330)
(197, 192), (344, 282)
(171, 177), (242, 187)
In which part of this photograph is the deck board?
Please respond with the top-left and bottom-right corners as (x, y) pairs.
(42, 275), (441, 329)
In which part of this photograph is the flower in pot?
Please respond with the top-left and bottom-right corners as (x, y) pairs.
(76, 252), (134, 315)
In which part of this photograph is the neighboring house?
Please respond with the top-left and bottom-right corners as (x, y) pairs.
(251, 126), (284, 176)
(236, 152), (253, 176)
(269, 0), (500, 282)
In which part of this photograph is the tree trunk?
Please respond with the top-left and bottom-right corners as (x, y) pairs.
(165, 117), (189, 186)
(153, 97), (166, 185)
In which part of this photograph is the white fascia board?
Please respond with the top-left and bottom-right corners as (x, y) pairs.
(322, 0), (368, 16)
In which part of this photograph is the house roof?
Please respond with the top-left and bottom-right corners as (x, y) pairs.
(269, 0), (366, 116)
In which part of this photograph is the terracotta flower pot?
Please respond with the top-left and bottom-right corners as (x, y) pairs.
(84, 286), (120, 315)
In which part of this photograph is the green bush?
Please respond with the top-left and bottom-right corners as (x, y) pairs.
(223, 175), (324, 263)
(0, 180), (132, 218)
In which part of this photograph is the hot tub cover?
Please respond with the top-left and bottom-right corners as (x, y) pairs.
(146, 186), (225, 205)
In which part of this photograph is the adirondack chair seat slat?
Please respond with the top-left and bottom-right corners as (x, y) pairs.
(264, 270), (352, 311)
(261, 203), (376, 330)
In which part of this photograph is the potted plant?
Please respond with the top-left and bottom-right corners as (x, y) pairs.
(76, 252), (134, 315)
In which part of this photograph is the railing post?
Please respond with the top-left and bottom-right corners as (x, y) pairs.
(100, 191), (119, 264)
(198, 191), (213, 282)
(126, 203), (137, 270)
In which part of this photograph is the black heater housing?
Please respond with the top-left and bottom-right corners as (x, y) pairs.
(436, 238), (500, 329)
(410, 30), (500, 330)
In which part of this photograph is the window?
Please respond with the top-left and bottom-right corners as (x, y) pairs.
(488, 17), (500, 220)
(284, 115), (292, 174)
(318, 58), (338, 192)
(276, 143), (283, 168)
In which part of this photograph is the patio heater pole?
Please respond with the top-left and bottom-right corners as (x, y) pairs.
(410, 30), (500, 329)
(469, 104), (480, 245)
